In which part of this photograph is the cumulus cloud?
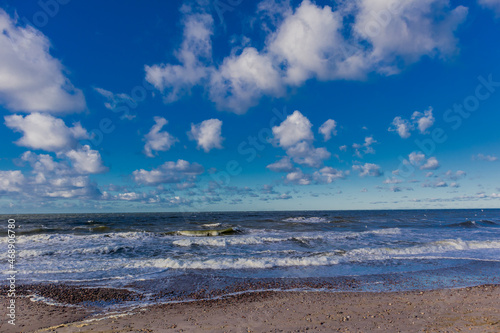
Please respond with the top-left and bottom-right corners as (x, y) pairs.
(143, 117), (178, 157)
(472, 153), (498, 162)
(408, 151), (426, 165)
(313, 167), (346, 184)
(384, 177), (402, 184)
(388, 116), (411, 138)
(420, 157), (440, 170)
(0, 171), (25, 193)
(0, 9), (85, 113)
(107, 190), (192, 206)
(133, 159), (204, 185)
(285, 141), (330, 168)
(422, 181), (448, 188)
(145, 8), (214, 103)
(479, 0), (500, 16)
(267, 0), (348, 84)
(443, 170), (466, 180)
(285, 169), (311, 185)
(261, 184), (279, 195)
(65, 145), (108, 174)
(405, 152), (440, 170)
(13, 151), (102, 200)
(272, 110), (313, 148)
(389, 107), (435, 138)
(352, 136), (376, 158)
(4, 113), (89, 152)
(318, 119), (337, 141)
(209, 47), (284, 113)
(188, 119), (224, 152)
(2, 112), (107, 201)
(146, 1), (467, 114)
(266, 156), (295, 172)
(353, 163), (382, 177)
(354, 1), (467, 69)
(412, 108), (435, 134)
(271, 110), (330, 168)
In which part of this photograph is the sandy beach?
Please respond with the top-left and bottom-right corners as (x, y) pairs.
(1, 284), (498, 333)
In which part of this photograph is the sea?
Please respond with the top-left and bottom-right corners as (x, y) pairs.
(2, 209), (500, 308)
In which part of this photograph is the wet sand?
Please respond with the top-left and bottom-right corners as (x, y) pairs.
(1, 284), (499, 332)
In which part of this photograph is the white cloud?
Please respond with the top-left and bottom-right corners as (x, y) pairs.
(146, 1), (467, 114)
(267, 0), (347, 84)
(285, 169), (311, 185)
(408, 151), (426, 165)
(389, 107), (435, 138)
(188, 119), (224, 152)
(266, 156), (295, 172)
(388, 116), (412, 138)
(444, 170), (466, 180)
(143, 117), (178, 157)
(472, 153), (498, 162)
(406, 152), (440, 170)
(0, 9), (85, 113)
(354, 0), (467, 71)
(420, 157), (440, 170)
(353, 163), (382, 177)
(352, 136), (376, 157)
(209, 47), (283, 113)
(313, 167), (346, 184)
(422, 181), (448, 188)
(271, 110), (330, 168)
(285, 141), (330, 168)
(272, 110), (313, 148)
(0, 171), (25, 193)
(94, 87), (136, 117)
(133, 159), (204, 185)
(64, 145), (107, 174)
(479, 0), (500, 16)
(4, 113), (89, 152)
(145, 9), (213, 102)
(318, 119), (337, 141)
(412, 108), (435, 134)
(384, 177), (402, 184)
(17, 151), (102, 199)
(257, 0), (292, 32)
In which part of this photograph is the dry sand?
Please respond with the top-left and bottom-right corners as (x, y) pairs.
(1, 284), (499, 333)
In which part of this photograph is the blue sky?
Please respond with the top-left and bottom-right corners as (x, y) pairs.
(1, 0), (500, 213)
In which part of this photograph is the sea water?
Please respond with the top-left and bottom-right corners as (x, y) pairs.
(1, 209), (499, 302)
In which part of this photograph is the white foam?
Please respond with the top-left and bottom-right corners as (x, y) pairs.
(202, 223), (221, 227)
(347, 239), (500, 259)
(366, 228), (401, 236)
(127, 255), (340, 270)
(173, 236), (288, 247)
(0, 231), (156, 244)
(282, 217), (329, 223)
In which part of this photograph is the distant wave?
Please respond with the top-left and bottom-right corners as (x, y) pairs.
(446, 220), (499, 228)
(201, 223), (221, 227)
(282, 217), (329, 223)
(348, 239), (500, 259)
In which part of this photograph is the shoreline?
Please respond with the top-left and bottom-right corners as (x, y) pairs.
(1, 284), (499, 332)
